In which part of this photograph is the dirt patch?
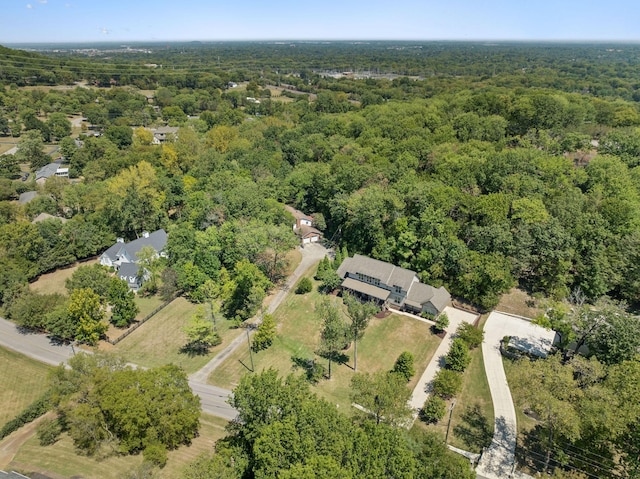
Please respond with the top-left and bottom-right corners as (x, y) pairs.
(0, 412), (53, 470)
(375, 310), (392, 319)
(496, 288), (543, 319)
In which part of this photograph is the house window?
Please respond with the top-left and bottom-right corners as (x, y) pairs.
(356, 273), (380, 287)
(394, 285), (402, 294)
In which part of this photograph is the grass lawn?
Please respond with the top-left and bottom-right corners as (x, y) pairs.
(29, 258), (98, 296)
(413, 314), (494, 453)
(133, 295), (166, 320)
(10, 413), (228, 479)
(497, 288), (543, 319)
(0, 347), (52, 428)
(502, 357), (537, 434)
(209, 274), (441, 411)
(111, 297), (243, 375)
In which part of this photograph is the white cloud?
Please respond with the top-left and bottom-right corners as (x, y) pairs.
(99, 27), (110, 35)
(26, 3), (33, 9)
(38, 0), (47, 4)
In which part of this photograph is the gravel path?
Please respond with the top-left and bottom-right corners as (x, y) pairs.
(189, 243), (328, 384)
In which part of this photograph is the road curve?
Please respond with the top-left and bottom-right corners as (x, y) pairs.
(0, 243), (329, 423)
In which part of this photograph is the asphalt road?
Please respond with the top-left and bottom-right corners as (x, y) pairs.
(0, 243), (329, 423)
(0, 317), (74, 366)
(0, 317), (236, 419)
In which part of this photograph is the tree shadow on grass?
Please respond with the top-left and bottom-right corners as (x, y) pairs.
(453, 403), (494, 451)
(291, 355), (325, 383)
(179, 343), (210, 357)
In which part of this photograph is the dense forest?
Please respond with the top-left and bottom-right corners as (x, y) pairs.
(1, 41), (640, 478)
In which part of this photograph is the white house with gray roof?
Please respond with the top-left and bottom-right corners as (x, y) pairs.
(100, 229), (167, 271)
(336, 254), (450, 316)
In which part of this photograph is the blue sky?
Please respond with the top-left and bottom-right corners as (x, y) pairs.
(1, 0), (638, 43)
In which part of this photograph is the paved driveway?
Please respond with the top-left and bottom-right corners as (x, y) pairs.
(409, 306), (478, 411)
(476, 311), (556, 479)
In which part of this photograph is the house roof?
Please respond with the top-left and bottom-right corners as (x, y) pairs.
(342, 277), (390, 302)
(299, 224), (322, 239)
(35, 159), (63, 180)
(118, 262), (141, 280)
(101, 241), (125, 262)
(284, 205), (313, 222)
(406, 283), (451, 313)
(125, 229), (167, 261)
(18, 191), (37, 204)
(31, 212), (68, 224)
(337, 254), (416, 292)
(153, 126), (179, 135)
(101, 229), (167, 262)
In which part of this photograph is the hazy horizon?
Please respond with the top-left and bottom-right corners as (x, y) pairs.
(1, 0), (638, 44)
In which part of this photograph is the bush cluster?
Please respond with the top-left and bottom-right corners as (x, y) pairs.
(0, 392), (52, 440)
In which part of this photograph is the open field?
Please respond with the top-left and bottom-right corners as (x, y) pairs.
(497, 288), (543, 319)
(111, 297), (243, 374)
(0, 139), (18, 155)
(0, 347), (52, 428)
(9, 413), (228, 479)
(209, 274), (441, 410)
(29, 258), (98, 295)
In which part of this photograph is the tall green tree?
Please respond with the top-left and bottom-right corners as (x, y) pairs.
(107, 277), (138, 328)
(350, 370), (413, 426)
(66, 288), (107, 345)
(343, 292), (379, 371)
(17, 129), (49, 171)
(317, 296), (347, 380)
(183, 306), (221, 353)
(252, 313), (276, 352)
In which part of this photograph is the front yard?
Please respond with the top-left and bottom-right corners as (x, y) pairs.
(109, 297), (243, 375)
(208, 274), (441, 411)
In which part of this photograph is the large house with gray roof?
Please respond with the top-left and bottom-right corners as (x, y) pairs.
(100, 229), (167, 279)
(336, 254), (450, 316)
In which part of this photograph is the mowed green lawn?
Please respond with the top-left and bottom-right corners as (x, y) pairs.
(10, 413), (228, 479)
(0, 347), (52, 428)
(29, 259), (99, 296)
(112, 297), (243, 375)
(208, 275), (441, 410)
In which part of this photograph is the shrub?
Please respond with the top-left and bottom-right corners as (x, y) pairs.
(0, 392), (52, 440)
(456, 322), (484, 349)
(445, 338), (471, 372)
(433, 369), (463, 399)
(36, 417), (62, 446)
(252, 314), (276, 352)
(421, 395), (446, 424)
(295, 277), (313, 294)
(434, 313), (449, 332)
(391, 351), (415, 382)
(143, 442), (168, 467)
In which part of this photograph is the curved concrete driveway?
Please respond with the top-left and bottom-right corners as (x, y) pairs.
(476, 311), (557, 479)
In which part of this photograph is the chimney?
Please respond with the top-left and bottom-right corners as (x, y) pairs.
(117, 237), (125, 243)
(142, 231), (150, 238)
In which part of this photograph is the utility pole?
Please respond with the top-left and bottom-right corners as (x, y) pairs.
(246, 327), (254, 372)
(445, 399), (457, 444)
